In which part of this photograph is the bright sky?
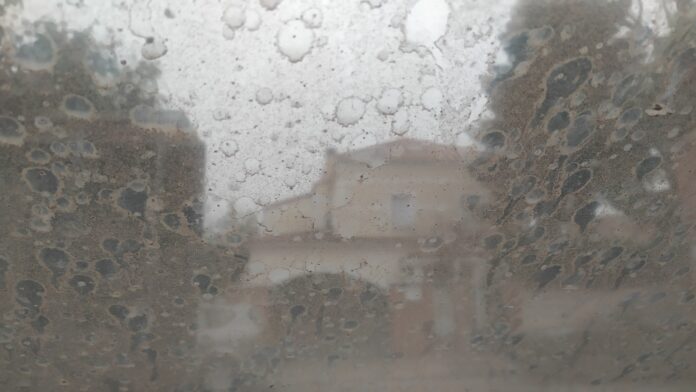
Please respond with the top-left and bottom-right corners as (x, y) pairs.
(4, 0), (673, 235)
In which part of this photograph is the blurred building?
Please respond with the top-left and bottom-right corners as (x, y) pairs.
(198, 139), (494, 357)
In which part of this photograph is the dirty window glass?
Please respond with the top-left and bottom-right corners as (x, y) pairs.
(2, 0), (696, 390)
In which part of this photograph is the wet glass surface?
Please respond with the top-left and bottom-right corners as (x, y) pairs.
(2, 0), (696, 391)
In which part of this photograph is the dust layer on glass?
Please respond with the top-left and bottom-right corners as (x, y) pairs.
(1, 0), (696, 391)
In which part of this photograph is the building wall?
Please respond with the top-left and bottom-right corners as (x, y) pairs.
(330, 159), (487, 239)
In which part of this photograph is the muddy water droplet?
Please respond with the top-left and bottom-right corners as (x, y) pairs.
(32, 315), (50, 333)
(277, 20), (314, 62)
(482, 131), (505, 150)
(561, 169), (592, 196)
(547, 111), (569, 133)
(636, 156), (661, 180)
(128, 314), (148, 332)
(62, 94), (95, 119)
(532, 57), (592, 127)
(16, 280), (45, 311)
(599, 246), (623, 266)
(193, 274), (211, 293)
(574, 201), (599, 231)
(162, 213), (180, 230)
(510, 176), (537, 198)
(613, 74), (642, 106)
(537, 265), (561, 289)
(50, 141), (69, 157)
(118, 186), (148, 216)
(518, 226), (545, 246)
(23, 168), (59, 194)
(565, 112), (594, 148)
(33, 116), (53, 131)
(290, 304), (305, 320)
(69, 275), (95, 295)
(109, 305), (129, 320)
(0, 116), (26, 146)
(96, 259), (117, 278)
(15, 33), (55, 70)
(26, 148), (50, 164)
(38, 247), (71, 281)
(617, 107), (642, 128)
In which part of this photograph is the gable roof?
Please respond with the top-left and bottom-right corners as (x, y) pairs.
(334, 138), (464, 164)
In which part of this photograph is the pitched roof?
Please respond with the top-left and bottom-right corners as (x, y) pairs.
(335, 138), (464, 164)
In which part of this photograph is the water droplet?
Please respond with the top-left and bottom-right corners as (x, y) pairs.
(277, 20), (314, 62)
(96, 259), (117, 278)
(222, 25), (236, 40)
(335, 97), (366, 126)
(574, 201), (599, 231)
(15, 33), (55, 70)
(244, 158), (260, 175)
(16, 280), (45, 311)
(34, 116), (53, 131)
(223, 5), (246, 29)
(547, 111), (569, 133)
(0, 116), (26, 146)
(38, 247), (70, 280)
(23, 168), (59, 194)
(377, 88), (402, 115)
(109, 304), (129, 320)
(255, 87), (273, 105)
(62, 94), (94, 119)
(404, 0), (450, 49)
(537, 265), (561, 289)
(421, 87), (443, 112)
(391, 109), (410, 135)
(233, 196), (258, 217)
(635, 156), (661, 180)
(220, 140), (238, 157)
(260, 0), (283, 10)
(561, 169), (592, 196)
(301, 8), (323, 28)
(141, 38), (168, 60)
